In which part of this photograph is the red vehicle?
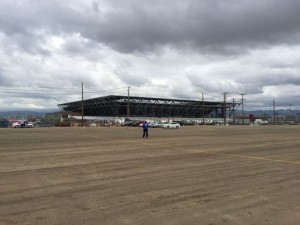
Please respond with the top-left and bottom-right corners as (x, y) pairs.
(134, 121), (144, 127)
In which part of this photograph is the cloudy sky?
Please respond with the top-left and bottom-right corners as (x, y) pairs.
(1, 0), (300, 111)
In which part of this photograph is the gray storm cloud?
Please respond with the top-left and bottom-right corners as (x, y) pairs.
(2, 0), (300, 53)
(0, 0), (300, 110)
(82, 0), (300, 53)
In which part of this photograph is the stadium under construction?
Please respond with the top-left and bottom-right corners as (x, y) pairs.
(58, 95), (240, 119)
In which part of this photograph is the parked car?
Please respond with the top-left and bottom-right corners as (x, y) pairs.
(134, 121), (144, 127)
(149, 122), (160, 128)
(28, 122), (35, 127)
(156, 122), (168, 128)
(172, 120), (184, 126)
(121, 120), (135, 127)
(11, 122), (21, 128)
(11, 121), (34, 128)
(161, 122), (180, 129)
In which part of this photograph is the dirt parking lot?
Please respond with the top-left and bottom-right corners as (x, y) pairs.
(0, 125), (299, 225)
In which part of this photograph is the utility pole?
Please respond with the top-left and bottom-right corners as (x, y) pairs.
(127, 86), (130, 120)
(81, 82), (84, 127)
(232, 98), (235, 125)
(273, 99), (276, 125)
(240, 93), (246, 125)
(289, 104), (293, 124)
(202, 93), (205, 125)
(223, 92), (229, 125)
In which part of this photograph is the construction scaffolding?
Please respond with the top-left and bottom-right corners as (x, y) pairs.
(58, 95), (240, 119)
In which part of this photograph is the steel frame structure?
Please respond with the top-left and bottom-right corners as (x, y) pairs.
(58, 95), (240, 118)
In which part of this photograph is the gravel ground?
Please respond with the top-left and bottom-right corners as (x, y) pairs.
(0, 125), (299, 225)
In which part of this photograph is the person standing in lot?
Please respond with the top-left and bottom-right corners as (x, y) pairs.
(142, 121), (149, 138)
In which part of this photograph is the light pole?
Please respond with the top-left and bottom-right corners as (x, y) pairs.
(202, 93), (204, 125)
(127, 86), (130, 120)
(240, 93), (246, 125)
(289, 104), (294, 124)
(273, 99), (276, 125)
(232, 98), (235, 125)
(81, 82), (84, 127)
(223, 92), (228, 125)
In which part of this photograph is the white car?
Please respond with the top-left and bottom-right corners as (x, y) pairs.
(156, 122), (168, 128)
(162, 122), (180, 129)
(11, 122), (22, 128)
(11, 121), (34, 128)
(28, 122), (35, 127)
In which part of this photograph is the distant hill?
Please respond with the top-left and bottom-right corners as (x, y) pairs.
(0, 111), (47, 118)
(242, 109), (300, 116)
(1, 109), (299, 119)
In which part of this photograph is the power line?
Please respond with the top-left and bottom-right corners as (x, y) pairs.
(1, 83), (245, 104)
(0, 83), (127, 93)
(0, 85), (128, 95)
